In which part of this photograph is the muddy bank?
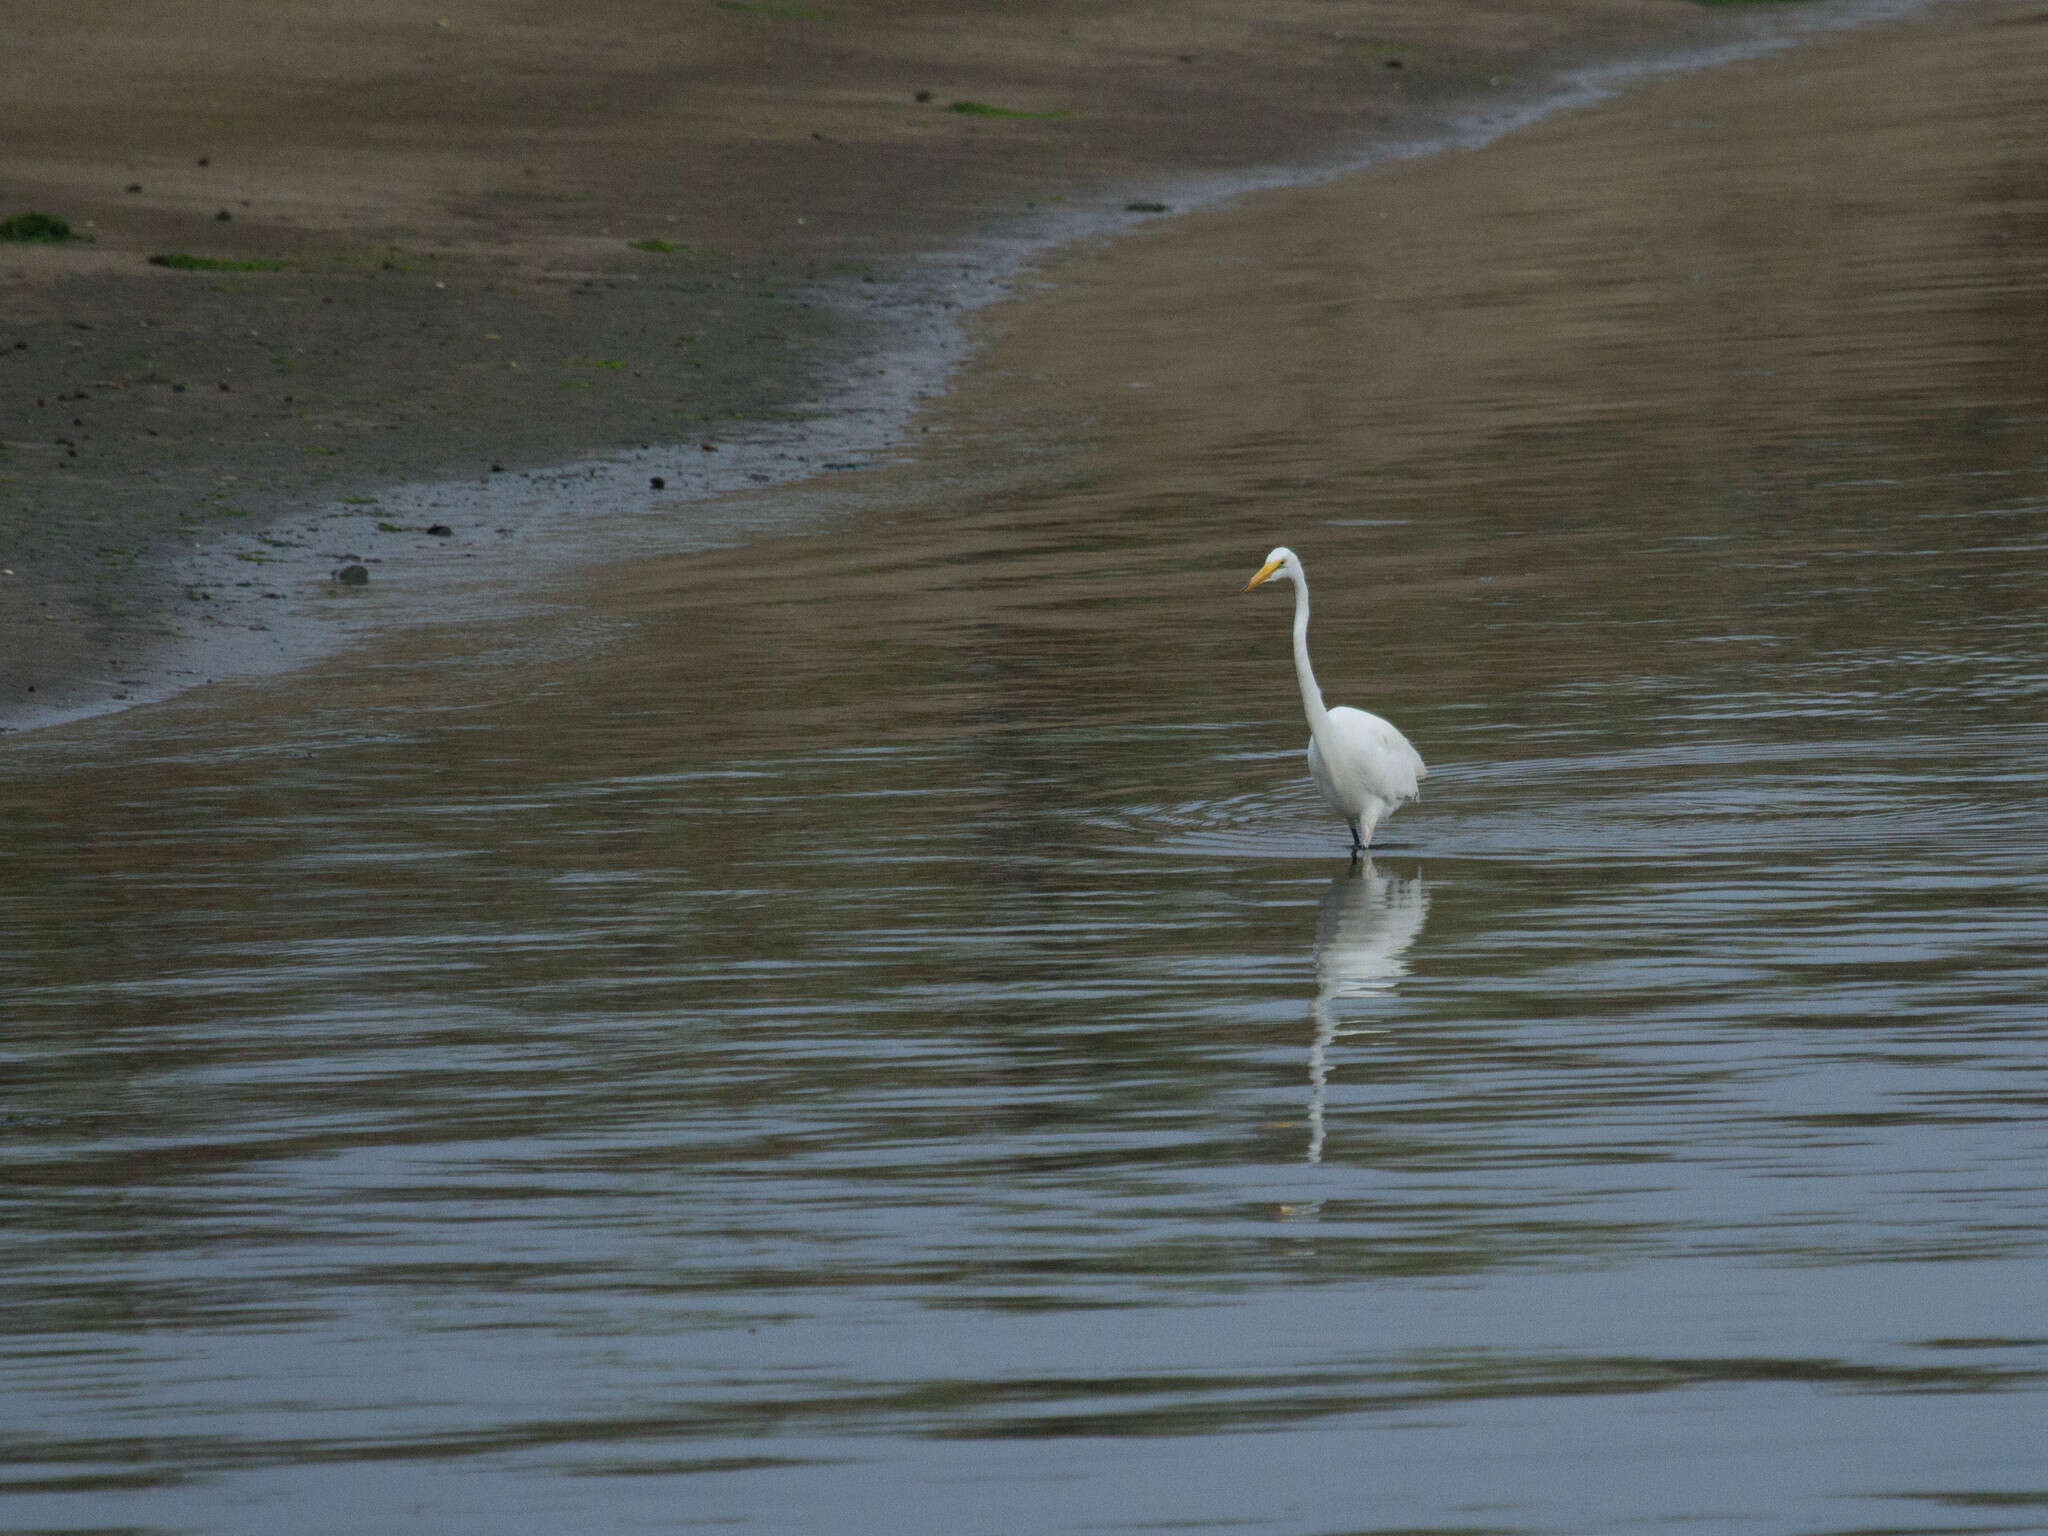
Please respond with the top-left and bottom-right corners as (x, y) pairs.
(2, 0), (1746, 726)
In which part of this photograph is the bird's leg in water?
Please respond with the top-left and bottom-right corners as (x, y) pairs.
(1348, 821), (1365, 856)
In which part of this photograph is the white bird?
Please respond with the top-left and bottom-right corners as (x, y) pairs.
(1242, 546), (1426, 855)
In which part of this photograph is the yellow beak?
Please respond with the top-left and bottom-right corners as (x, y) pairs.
(1242, 557), (1284, 592)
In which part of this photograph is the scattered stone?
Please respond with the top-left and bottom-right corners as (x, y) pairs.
(333, 564), (369, 585)
(215, 209), (233, 222)
(649, 476), (665, 489)
(426, 524), (453, 537)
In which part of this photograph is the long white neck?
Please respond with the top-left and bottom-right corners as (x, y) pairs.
(1290, 569), (1334, 735)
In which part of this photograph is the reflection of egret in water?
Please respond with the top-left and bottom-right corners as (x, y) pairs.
(1306, 860), (1430, 1166)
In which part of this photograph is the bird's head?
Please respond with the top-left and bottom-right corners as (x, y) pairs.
(1242, 546), (1297, 592)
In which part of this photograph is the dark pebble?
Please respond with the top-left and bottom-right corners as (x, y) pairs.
(215, 209), (232, 222)
(426, 524), (453, 537)
(334, 564), (370, 586)
(125, 183), (143, 194)
(650, 476), (665, 490)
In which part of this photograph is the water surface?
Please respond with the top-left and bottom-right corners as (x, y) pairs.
(5, 4), (2048, 1532)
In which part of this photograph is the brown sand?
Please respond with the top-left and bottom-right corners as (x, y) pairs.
(1, 0), (1743, 723)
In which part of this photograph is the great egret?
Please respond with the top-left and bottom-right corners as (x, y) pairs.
(1242, 546), (1426, 854)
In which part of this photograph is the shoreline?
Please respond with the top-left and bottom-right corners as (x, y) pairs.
(0, 0), (1906, 734)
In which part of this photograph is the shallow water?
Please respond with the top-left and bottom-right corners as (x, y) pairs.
(6, 5), (2048, 1533)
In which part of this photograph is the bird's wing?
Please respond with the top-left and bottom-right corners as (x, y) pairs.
(1327, 706), (1425, 802)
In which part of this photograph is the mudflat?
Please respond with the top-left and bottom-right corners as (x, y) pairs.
(1, 0), (1729, 722)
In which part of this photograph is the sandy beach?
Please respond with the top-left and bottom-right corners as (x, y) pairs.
(1, 0), (1745, 725)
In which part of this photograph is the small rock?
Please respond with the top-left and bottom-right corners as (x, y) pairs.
(334, 564), (370, 586)
(215, 209), (232, 222)
(426, 524), (453, 537)
(649, 476), (665, 490)
(125, 183), (143, 194)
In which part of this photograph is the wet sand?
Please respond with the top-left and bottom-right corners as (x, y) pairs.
(1, 0), (1744, 725)
(46, 0), (2026, 785)
(553, 0), (2043, 751)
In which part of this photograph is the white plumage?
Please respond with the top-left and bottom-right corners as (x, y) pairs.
(1243, 545), (1425, 854)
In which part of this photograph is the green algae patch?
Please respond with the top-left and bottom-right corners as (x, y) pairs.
(947, 100), (1067, 119)
(149, 252), (289, 272)
(0, 212), (77, 243)
(714, 2), (831, 18)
